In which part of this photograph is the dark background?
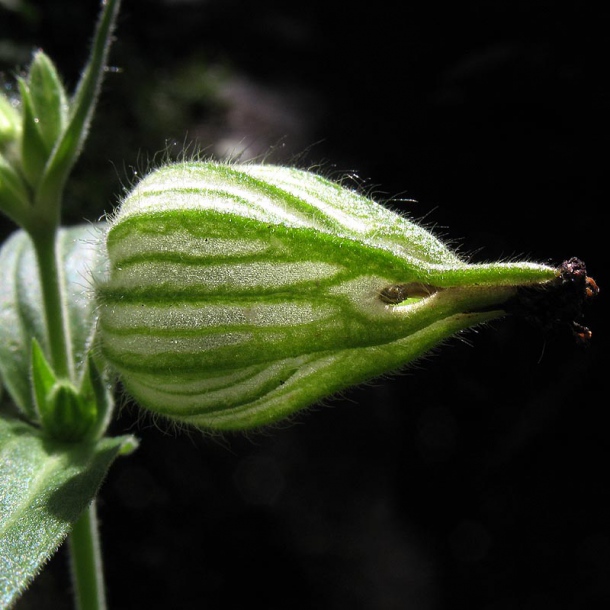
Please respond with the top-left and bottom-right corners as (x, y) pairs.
(2, 1), (606, 609)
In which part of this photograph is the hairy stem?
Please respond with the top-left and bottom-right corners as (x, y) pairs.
(68, 502), (107, 610)
(32, 229), (72, 380)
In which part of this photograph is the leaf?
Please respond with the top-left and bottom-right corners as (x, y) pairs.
(27, 51), (68, 153)
(0, 223), (108, 420)
(30, 337), (58, 420)
(79, 355), (114, 441)
(16, 78), (48, 189)
(0, 231), (45, 419)
(35, 0), (121, 210)
(0, 93), (21, 149)
(0, 415), (134, 609)
(0, 153), (31, 226)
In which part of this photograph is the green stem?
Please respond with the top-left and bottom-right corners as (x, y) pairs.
(32, 228), (72, 380)
(68, 502), (107, 610)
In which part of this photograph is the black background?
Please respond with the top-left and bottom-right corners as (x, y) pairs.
(2, 1), (606, 609)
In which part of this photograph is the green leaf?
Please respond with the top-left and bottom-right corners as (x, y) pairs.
(0, 415), (134, 609)
(30, 337), (58, 418)
(0, 223), (108, 420)
(34, 0), (121, 214)
(0, 153), (31, 225)
(0, 94), (21, 150)
(17, 78), (49, 189)
(27, 51), (68, 153)
(80, 355), (114, 441)
(0, 231), (45, 419)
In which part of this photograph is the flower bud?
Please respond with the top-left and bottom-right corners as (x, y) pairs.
(31, 339), (98, 442)
(97, 161), (560, 431)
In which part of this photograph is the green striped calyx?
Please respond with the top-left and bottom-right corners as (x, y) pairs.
(97, 161), (558, 431)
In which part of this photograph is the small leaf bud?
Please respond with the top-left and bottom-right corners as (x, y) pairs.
(31, 339), (97, 442)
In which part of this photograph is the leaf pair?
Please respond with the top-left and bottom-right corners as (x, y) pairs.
(0, 0), (121, 236)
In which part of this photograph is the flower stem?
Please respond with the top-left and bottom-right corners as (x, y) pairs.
(32, 229), (72, 380)
(68, 502), (107, 610)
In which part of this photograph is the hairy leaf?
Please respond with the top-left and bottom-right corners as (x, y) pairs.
(27, 51), (68, 153)
(0, 415), (133, 609)
(0, 223), (108, 419)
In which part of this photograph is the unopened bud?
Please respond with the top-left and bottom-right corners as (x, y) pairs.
(97, 162), (565, 431)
